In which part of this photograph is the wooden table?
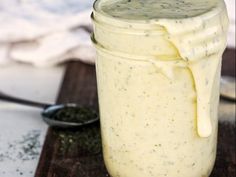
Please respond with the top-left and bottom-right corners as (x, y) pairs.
(35, 49), (235, 177)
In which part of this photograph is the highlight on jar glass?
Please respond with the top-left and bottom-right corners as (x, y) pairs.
(91, 0), (229, 176)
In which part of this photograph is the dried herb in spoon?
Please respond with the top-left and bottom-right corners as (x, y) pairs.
(50, 107), (97, 124)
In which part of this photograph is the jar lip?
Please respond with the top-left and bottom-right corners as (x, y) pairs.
(93, 0), (224, 30)
(91, 34), (182, 62)
(91, 13), (166, 34)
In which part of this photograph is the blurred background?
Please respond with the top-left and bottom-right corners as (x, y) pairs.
(0, 0), (235, 177)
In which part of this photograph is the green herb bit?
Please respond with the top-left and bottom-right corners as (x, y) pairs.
(51, 107), (97, 124)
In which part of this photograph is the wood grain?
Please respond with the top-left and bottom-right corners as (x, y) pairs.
(211, 123), (236, 177)
(35, 61), (108, 177)
(35, 49), (235, 177)
(222, 49), (236, 77)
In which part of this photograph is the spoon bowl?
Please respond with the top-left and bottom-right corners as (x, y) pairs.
(220, 76), (236, 102)
(0, 91), (99, 128)
(42, 104), (99, 128)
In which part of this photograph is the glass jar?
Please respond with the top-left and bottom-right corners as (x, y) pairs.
(92, 0), (229, 176)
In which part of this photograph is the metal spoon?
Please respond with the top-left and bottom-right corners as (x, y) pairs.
(220, 76), (236, 102)
(0, 91), (99, 128)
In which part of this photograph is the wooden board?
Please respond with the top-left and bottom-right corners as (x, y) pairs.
(35, 62), (108, 177)
(35, 49), (235, 177)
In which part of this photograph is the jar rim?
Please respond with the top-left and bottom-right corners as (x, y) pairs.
(91, 13), (167, 34)
(93, 0), (224, 30)
(91, 34), (182, 62)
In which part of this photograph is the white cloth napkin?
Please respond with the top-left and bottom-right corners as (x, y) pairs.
(225, 0), (236, 48)
(0, 0), (95, 67)
(0, 0), (235, 67)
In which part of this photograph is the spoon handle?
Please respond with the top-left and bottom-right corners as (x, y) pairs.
(0, 92), (51, 109)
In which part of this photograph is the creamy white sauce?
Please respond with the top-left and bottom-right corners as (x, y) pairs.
(95, 0), (229, 137)
(92, 0), (229, 176)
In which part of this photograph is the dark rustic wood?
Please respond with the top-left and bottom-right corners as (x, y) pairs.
(211, 123), (236, 177)
(222, 49), (235, 77)
(35, 61), (108, 177)
(36, 49), (235, 177)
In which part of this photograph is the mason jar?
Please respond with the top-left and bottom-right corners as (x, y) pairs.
(92, 0), (229, 176)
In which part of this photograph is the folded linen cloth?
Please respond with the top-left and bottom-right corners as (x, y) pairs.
(226, 0), (236, 48)
(0, 0), (94, 66)
(10, 28), (95, 66)
(0, 0), (235, 67)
